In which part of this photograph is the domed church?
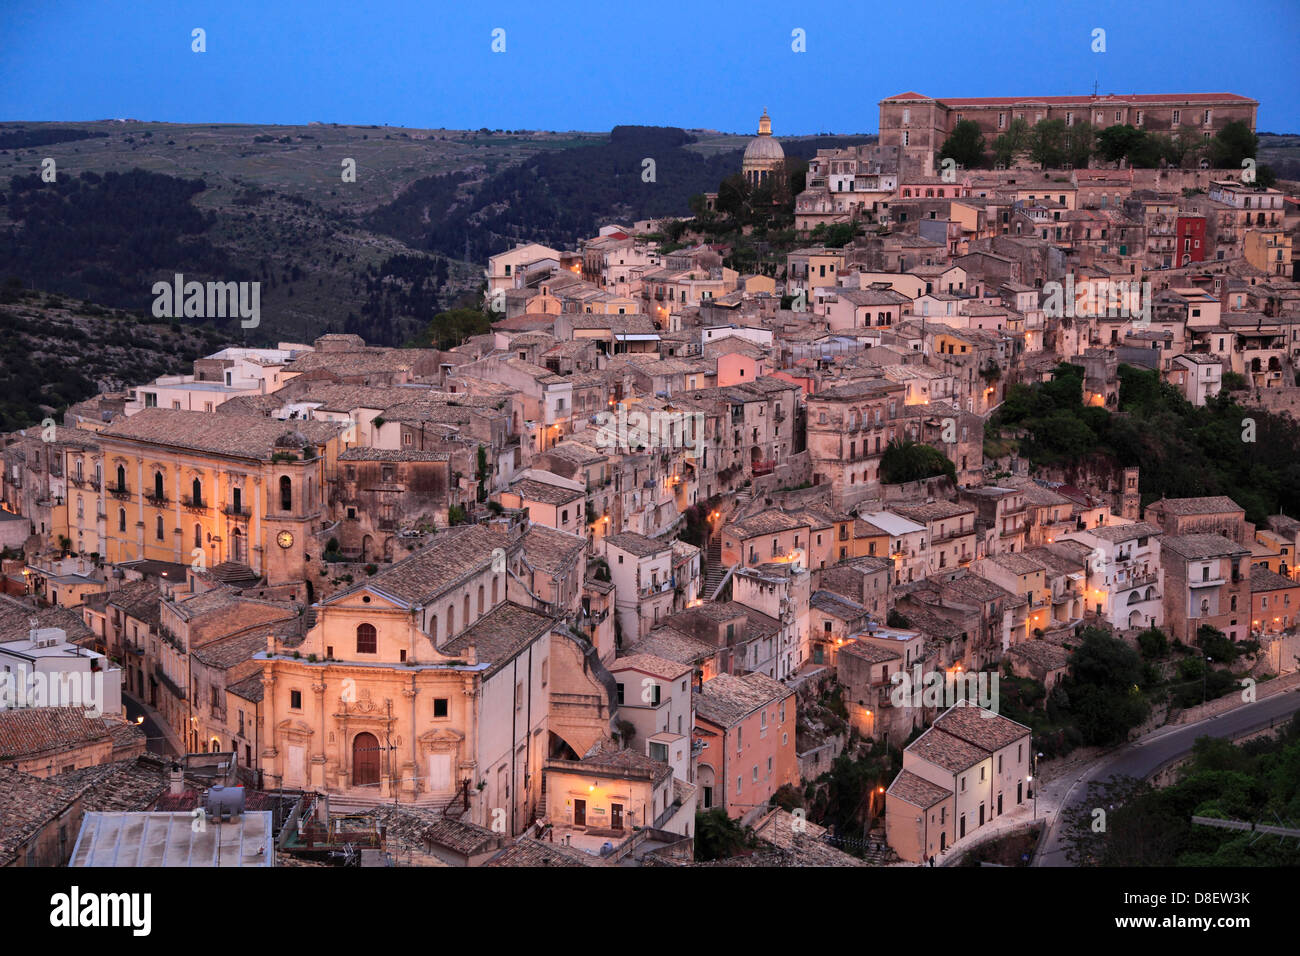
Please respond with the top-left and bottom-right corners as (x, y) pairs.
(742, 109), (785, 185)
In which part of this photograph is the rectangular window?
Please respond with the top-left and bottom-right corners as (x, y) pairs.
(290, 690), (302, 709)
(434, 698), (449, 718)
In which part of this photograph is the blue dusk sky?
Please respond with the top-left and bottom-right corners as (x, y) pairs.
(2, 0), (1297, 134)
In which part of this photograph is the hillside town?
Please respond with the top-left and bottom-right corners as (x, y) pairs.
(2, 92), (1299, 870)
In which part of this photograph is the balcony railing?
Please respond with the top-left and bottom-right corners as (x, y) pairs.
(639, 580), (674, 599)
(223, 504), (250, 517)
(108, 485), (131, 500)
(180, 496), (208, 512)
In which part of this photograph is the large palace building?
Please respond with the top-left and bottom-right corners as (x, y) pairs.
(878, 91), (1259, 173)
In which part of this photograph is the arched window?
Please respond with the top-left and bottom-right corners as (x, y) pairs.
(118, 507), (126, 532)
(280, 475), (292, 511)
(231, 527), (243, 561)
(194, 524), (202, 549)
(192, 477), (202, 506)
(77, 497), (83, 519)
(477, 585), (484, 615)
(156, 516), (164, 541)
(116, 464), (126, 492)
(463, 594), (470, 625)
(429, 614), (438, 642)
(154, 471), (164, 500)
(356, 623), (377, 654)
(491, 577), (499, 604)
(447, 603), (455, 636)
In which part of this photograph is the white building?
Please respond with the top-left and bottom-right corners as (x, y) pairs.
(1060, 521), (1164, 630)
(607, 654), (695, 783)
(731, 562), (811, 680)
(0, 626), (122, 718)
(602, 533), (675, 642)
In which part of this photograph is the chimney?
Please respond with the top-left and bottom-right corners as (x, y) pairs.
(169, 762), (185, 797)
(465, 644), (477, 667)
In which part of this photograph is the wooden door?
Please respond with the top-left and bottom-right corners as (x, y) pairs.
(574, 798), (586, 826)
(611, 803), (624, 830)
(353, 732), (380, 786)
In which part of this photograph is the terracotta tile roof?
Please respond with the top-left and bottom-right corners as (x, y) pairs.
(1148, 495), (1244, 516)
(627, 627), (717, 665)
(907, 727), (987, 773)
(887, 769), (951, 809)
(752, 808), (865, 866)
(350, 524), (507, 608)
(0, 597), (95, 646)
(603, 532), (672, 558)
(609, 653), (692, 682)
(442, 601), (556, 677)
(727, 509), (809, 538)
(48, 754), (171, 812)
(695, 672), (791, 728)
(0, 766), (77, 866)
(338, 448), (448, 462)
(1250, 566), (1298, 593)
(227, 673), (265, 703)
(100, 408), (342, 460)
(519, 523), (585, 576)
(1008, 640), (1071, 671)
(486, 836), (610, 867)
(0, 708), (123, 761)
(509, 477), (583, 506)
(1159, 533), (1249, 560)
(892, 500), (975, 524)
(932, 704), (1031, 752)
(839, 640), (900, 665)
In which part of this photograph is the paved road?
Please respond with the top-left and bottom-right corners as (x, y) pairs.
(123, 694), (179, 757)
(1036, 686), (1300, 866)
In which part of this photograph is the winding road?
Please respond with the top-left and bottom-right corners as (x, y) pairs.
(1035, 685), (1300, 866)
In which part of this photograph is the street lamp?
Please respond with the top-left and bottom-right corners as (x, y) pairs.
(1027, 775), (1035, 819)
(1202, 656), (1213, 705)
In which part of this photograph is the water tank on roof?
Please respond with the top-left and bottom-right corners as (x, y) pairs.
(206, 784), (246, 821)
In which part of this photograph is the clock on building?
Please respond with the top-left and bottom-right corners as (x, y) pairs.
(277, 531), (295, 549)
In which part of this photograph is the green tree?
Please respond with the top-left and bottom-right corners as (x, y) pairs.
(1208, 120), (1258, 169)
(715, 173), (750, 220)
(407, 307), (492, 350)
(880, 439), (957, 484)
(1066, 120), (1095, 169)
(694, 808), (755, 861)
(991, 117), (1031, 166)
(1059, 628), (1150, 746)
(1028, 119), (1067, 168)
(1096, 124), (1147, 164)
(939, 119), (987, 170)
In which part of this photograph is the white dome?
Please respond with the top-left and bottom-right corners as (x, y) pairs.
(744, 135), (785, 163)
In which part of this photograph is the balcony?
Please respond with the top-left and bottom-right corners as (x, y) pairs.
(108, 485), (132, 500)
(145, 492), (168, 507)
(180, 496), (208, 513)
(1119, 572), (1159, 591)
(223, 504), (250, 518)
(639, 580), (674, 599)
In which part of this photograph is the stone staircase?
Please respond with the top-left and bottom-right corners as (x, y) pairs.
(703, 535), (727, 600)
